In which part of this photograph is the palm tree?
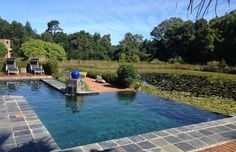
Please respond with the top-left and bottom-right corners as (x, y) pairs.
(187, 0), (230, 18)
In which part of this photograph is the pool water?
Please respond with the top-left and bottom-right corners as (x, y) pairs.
(0, 81), (226, 149)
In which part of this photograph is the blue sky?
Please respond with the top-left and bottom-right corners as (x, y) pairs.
(0, 0), (235, 44)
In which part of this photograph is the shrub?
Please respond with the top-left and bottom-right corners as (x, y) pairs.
(130, 79), (143, 90)
(0, 43), (7, 58)
(21, 39), (67, 60)
(168, 56), (184, 64)
(0, 59), (4, 72)
(203, 60), (230, 73)
(42, 60), (59, 78)
(117, 64), (138, 87)
(87, 71), (117, 83)
(16, 59), (28, 69)
(150, 59), (166, 64)
(101, 72), (117, 83)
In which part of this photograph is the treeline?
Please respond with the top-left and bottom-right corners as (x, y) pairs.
(0, 10), (235, 65)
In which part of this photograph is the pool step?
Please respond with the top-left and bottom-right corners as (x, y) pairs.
(41, 78), (99, 95)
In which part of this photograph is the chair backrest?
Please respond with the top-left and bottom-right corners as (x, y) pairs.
(6, 58), (16, 66)
(30, 60), (38, 65)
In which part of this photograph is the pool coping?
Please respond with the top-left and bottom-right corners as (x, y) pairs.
(0, 96), (60, 152)
(62, 116), (236, 152)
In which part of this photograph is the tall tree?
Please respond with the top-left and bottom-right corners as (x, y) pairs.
(46, 20), (63, 36)
(115, 32), (144, 62)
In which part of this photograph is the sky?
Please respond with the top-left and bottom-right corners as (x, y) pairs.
(0, 0), (235, 44)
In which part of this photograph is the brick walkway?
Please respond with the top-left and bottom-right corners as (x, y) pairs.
(84, 77), (133, 92)
(199, 140), (236, 152)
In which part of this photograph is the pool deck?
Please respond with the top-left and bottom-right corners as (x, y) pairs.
(0, 96), (59, 152)
(0, 73), (52, 80)
(0, 96), (236, 152)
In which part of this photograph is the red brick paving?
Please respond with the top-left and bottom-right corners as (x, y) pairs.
(0, 72), (52, 79)
(199, 140), (236, 152)
(85, 77), (133, 92)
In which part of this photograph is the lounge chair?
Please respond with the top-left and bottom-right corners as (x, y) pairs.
(29, 58), (44, 75)
(5, 58), (19, 75)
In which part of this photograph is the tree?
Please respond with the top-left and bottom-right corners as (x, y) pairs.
(150, 18), (185, 61)
(21, 39), (66, 60)
(46, 20), (63, 36)
(54, 32), (69, 51)
(151, 18), (183, 40)
(210, 10), (236, 65)
(115, 32), (145, 62)
(67, 31), (112, 60)
(41, 31), (53, 42)
(0, 18), (40, 57)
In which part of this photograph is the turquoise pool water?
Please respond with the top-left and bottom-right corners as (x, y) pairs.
(0, 81), (226, 149)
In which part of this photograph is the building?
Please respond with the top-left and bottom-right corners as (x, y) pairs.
(0, 39), (12, 58)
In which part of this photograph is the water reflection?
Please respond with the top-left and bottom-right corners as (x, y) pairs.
(6, 82), (20, 90)
(116, 91), (137, 105)
(65, 96), (84, 113)
(29, 81), (41, 90)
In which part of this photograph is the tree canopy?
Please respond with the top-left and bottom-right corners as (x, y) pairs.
(21, 39), (66, 60)
(0, 10), (236, 65)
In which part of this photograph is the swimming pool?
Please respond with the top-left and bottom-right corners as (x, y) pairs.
(0, 81), (226, 149)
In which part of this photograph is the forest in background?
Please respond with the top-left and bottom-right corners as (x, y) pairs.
(0, 10), (235, 65)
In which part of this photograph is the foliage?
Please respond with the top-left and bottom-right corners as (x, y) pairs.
(142, 85), (236, 115)
(150, 59), (166, 64)
(0, 59), (4, 72)
(87, 71), (117, 83)
(141, 73), (236, 100)
(16, 59), (27, 68)
(168, 56), (184, 64)
(203, 60), (230, 73)
(0, 18), (39, 56)
(130, 79), (143, 90)
(117, 64), (138, 87)
(21, 39), (66, 60)
(115, 32), (144, 62)
(1, 10), (236, 65)
(66, 31), (113, 60)
(42, 60), (59, 78)
(0, 43), (7, 58)
(46, 20), (63, 36)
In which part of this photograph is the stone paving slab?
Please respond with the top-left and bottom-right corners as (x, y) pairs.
(41, 78), (66, 93)
(0, 96), (60, 152)
(63, 116), (236, 152)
